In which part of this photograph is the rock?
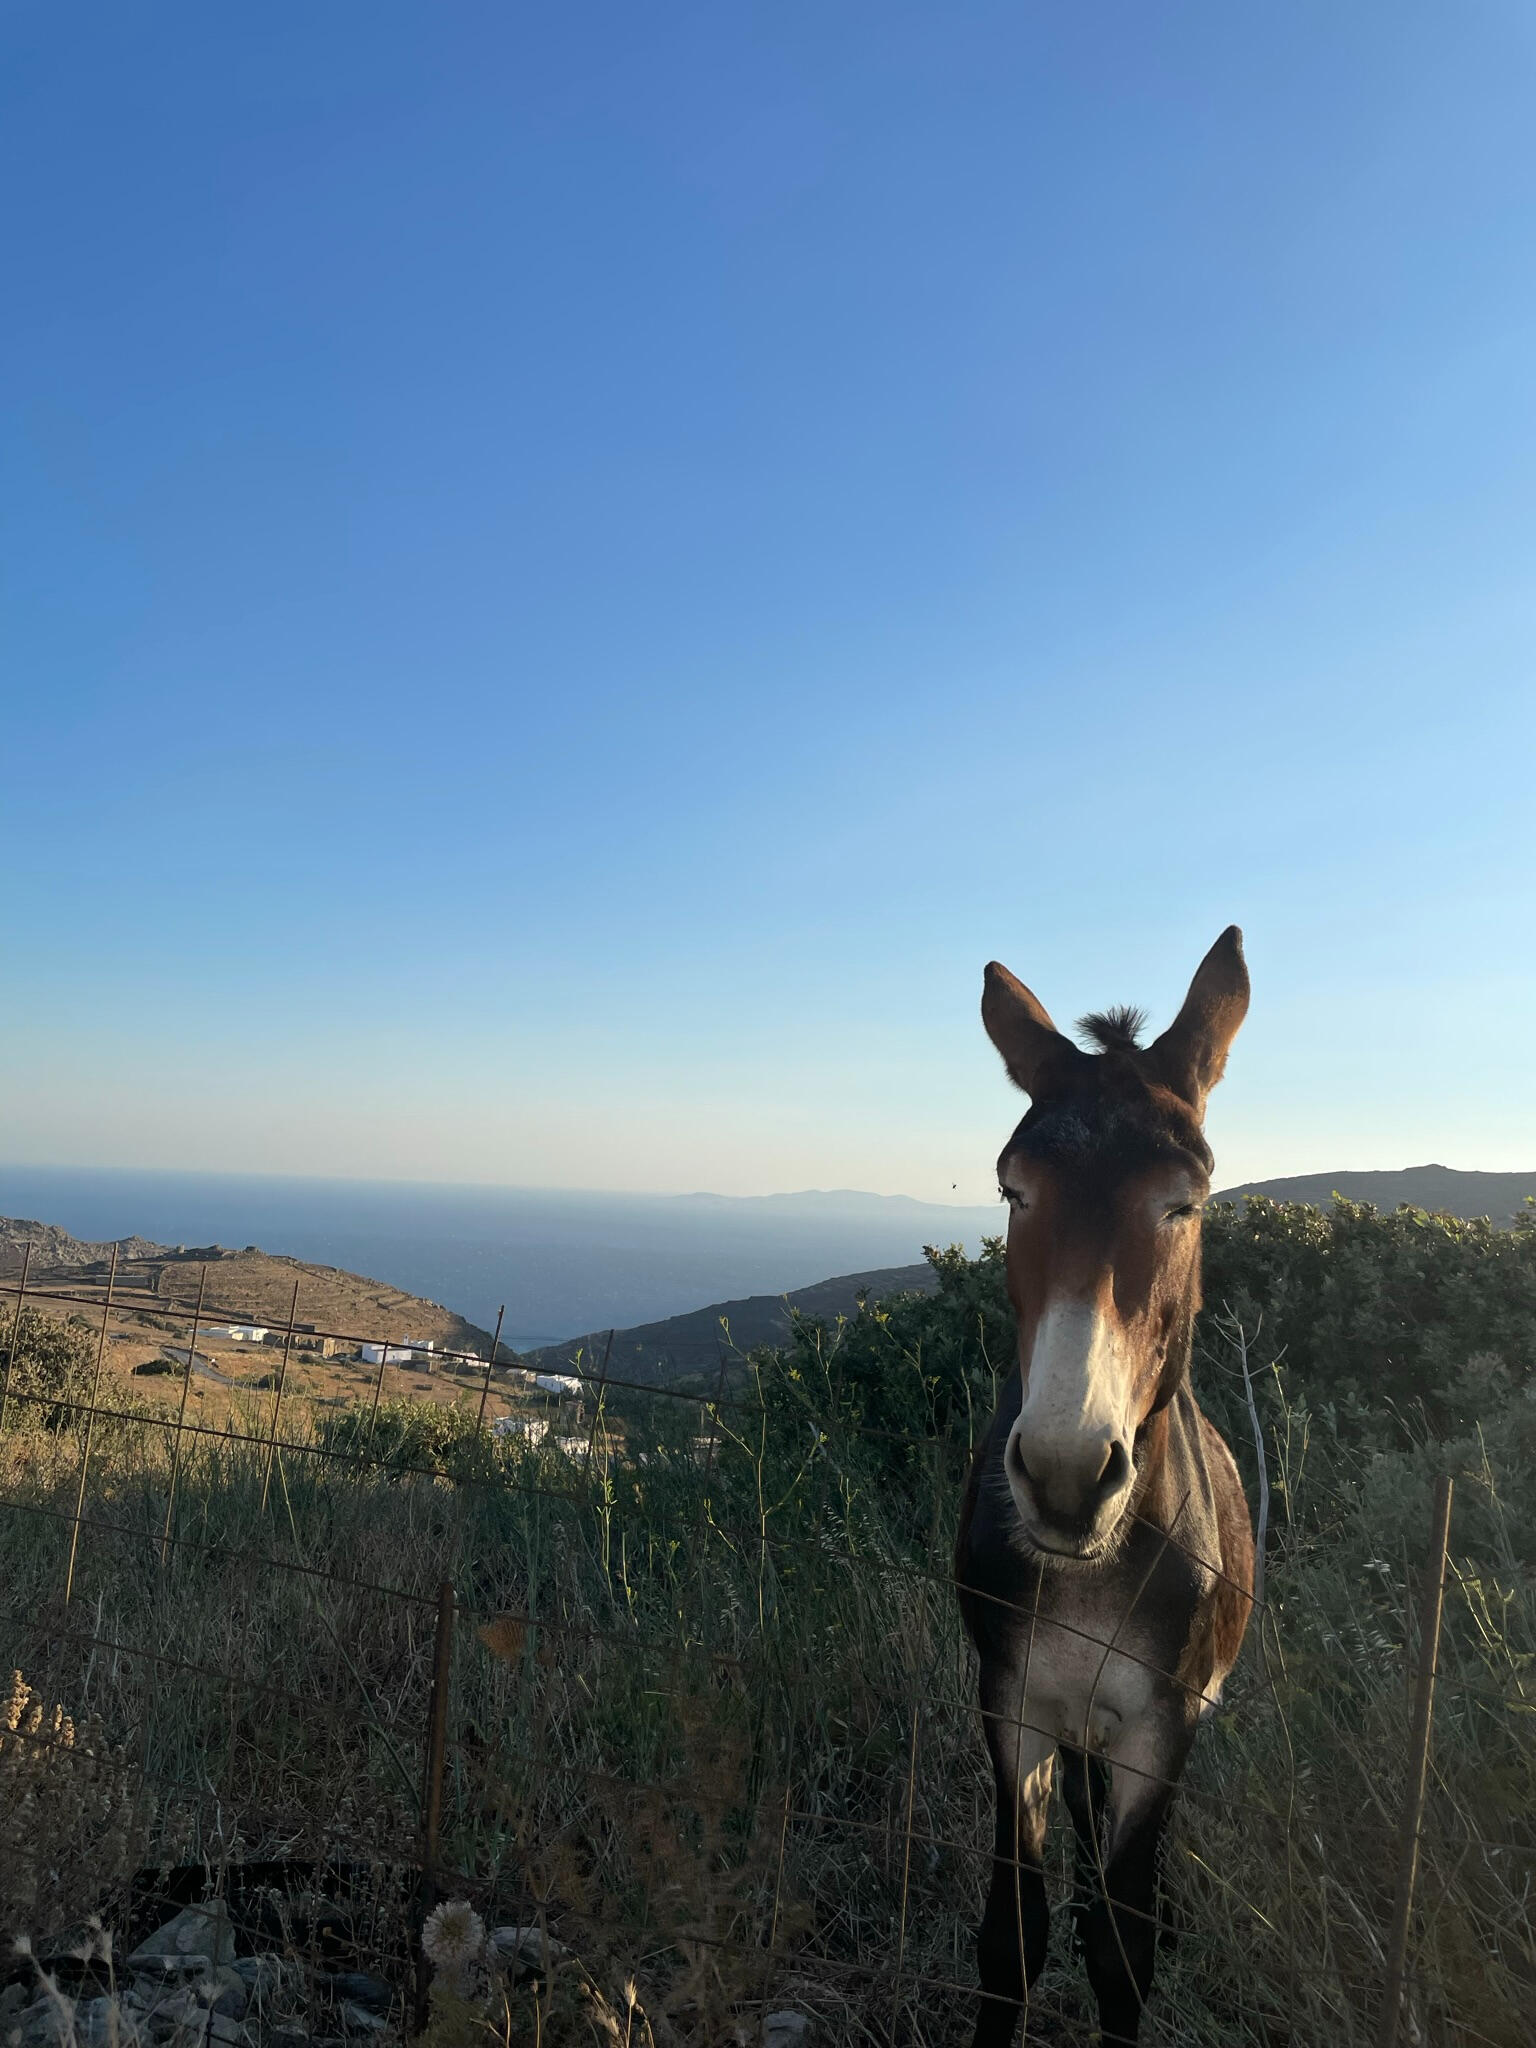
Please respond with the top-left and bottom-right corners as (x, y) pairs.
(229, 1959), (290, 2002)
(336, 2006), (387, 2037)
(202, 1973), (246, 2020)
(488, 1926), (567, 1974)
(123, 1985), (200, 2032)
(0, 1983), (30, 2026)
(315, 1977), (391, 2018)
(74, 1997), (140, 2048)
(127, 1904), (235, 1974)
(761, 2015), (812, 2048)
(268, 2029), (309, 2048)
(15, 1996), (74, 2048)
(200, 2016), (248, 2048)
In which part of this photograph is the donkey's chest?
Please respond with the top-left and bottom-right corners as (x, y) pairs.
(1014, 1573), (1196, 1754)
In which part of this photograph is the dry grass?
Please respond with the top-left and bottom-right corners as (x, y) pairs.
(0, 1354), (1531, 2046)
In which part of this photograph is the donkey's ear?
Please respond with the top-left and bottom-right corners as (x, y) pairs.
(1145, 926), (1250, 1116)
(982, 963), (1081, 1096)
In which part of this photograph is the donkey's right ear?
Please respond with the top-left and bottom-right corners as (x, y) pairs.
(982, 963), (1082, 1096)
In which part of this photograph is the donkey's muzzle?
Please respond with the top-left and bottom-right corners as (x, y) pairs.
(1007, 1425), (1132, 1551)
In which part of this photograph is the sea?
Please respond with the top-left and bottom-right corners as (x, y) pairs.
(0, 1164), (1000, 1348)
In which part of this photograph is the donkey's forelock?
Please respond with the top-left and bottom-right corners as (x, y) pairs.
(1075, 1004), (1149, 1054)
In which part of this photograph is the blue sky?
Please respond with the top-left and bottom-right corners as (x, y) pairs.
(4, 2), (1534, 1202)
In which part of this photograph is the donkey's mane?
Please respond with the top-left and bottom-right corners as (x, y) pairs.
(1075, 1004), (1149, 1053)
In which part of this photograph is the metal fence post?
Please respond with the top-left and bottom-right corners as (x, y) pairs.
(474, 1306), (507, 1434)
(1376, 1472), (1454, 2048)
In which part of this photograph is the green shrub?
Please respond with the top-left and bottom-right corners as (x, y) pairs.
(0, 1308), (96, 1432)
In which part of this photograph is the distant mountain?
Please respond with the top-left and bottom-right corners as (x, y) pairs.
(1212, 1165), (1536, 1226)
(0, 1166), (999, 1343)
(523, 1164), (1536, 1388)
(517, 1263), (939, 1385)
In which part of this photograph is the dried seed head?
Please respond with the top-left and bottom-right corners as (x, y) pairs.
(421, 1899), (486, 1970)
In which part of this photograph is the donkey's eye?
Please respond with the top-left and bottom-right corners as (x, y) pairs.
(999, 1186), (1028, 1211)
(1163, 1201), (1200, 1222)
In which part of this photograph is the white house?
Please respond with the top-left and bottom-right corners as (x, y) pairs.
(204, 1324), (269, 1343)
(360, 1340), (434, 1367)
(491, 1415), (549, 1444)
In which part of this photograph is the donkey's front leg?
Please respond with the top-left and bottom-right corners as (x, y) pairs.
(1080, 1737), (1190, 2045)
(973, 1661), (1055, 2048)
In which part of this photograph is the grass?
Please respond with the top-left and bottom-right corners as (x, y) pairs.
(1, 1323), (1533, 2046)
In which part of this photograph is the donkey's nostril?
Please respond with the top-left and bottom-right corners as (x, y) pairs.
(1007, 1433), (1036, 1489)
(1096, 1439), (1131, 1500)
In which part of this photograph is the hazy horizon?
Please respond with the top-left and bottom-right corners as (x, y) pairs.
(6, 1156), (1532, 1344)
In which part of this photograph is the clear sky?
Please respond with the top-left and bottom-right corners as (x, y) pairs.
(4, 3), (1534, 1204)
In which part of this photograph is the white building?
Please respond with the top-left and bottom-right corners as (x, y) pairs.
(491, 1415), (549, 1444)
(204, 1324), (269, 1343)
(360, 1340), (434, 1367)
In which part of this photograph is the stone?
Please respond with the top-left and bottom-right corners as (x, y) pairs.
(336, 2006), (387, 2037)
(127, 1905), (236, 1975)
(73, 1997), (141, 2048)
(123, 1985), (200, 2032)
(488, 1927), (566, 1971)
(201, 1973), (246, 2020)
(15, 1997), (74, 2048)
(761, 2015), (812, 2048)
(0, 1983), (30, 2025)
(199, 2016), (248, 2048)
(230, 1959), (290, 2002)
(315, 1977), (391, 2018)
(268, 2029), (309, 2048)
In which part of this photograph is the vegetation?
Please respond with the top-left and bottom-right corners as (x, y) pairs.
(0, 1200), (1531, 2044)
(0, 1305), (97, 1431)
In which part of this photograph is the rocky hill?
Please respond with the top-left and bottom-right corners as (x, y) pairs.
(518, 1263), (938, 1385)
(0, 1217), (495, 1358)
(1212, 1164), (1536, 1225)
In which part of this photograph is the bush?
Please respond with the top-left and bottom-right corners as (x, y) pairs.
(0, 1308), (96, 1432)
(1201, 1196), (1536, 1440)
(755, 1198), (1536, 1472)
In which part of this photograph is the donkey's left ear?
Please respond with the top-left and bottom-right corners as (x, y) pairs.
(1145, 927), (1250, 1117)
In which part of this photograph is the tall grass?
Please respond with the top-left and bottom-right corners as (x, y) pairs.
(2, 1319), (1532, 2044)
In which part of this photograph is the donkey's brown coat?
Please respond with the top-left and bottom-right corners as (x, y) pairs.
(955, 929), (1255, 2046)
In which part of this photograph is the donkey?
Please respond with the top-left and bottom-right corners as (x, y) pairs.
(955, 929), (1256, 2046)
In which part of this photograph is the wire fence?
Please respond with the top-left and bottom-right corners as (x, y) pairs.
(1, 1247), (1532, 2048)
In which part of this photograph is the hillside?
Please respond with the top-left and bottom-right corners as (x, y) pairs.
(1213, 1163), (1536, 1224)
(521, 1163), (1536, 1386)
(0, 1216), (496, 1357)
(519, 1263), (939, 1384)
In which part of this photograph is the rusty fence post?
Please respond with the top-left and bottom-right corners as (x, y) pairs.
(1376, 1472), (1454, 2048)
(415, 1576), (457, 2022)
(474, 1306), (507, 1435)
